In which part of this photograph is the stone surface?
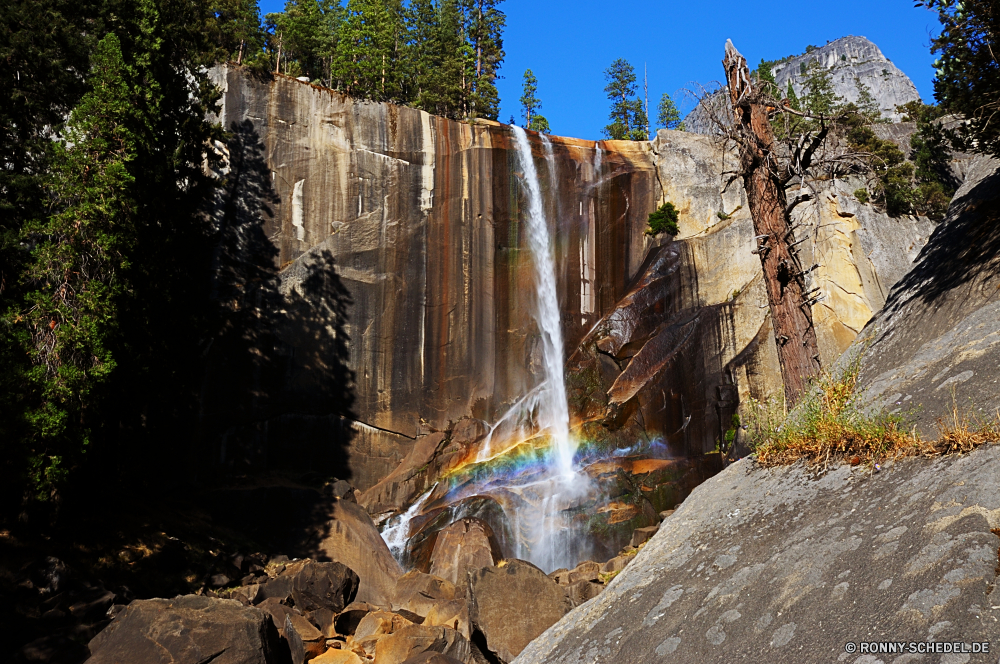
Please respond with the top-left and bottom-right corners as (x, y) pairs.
(312, 649), (363, 664)
(468, 560), (573, 663)
(629, 526), (658, 548)
(427, 518), (501, 586)
(687, 36), (921, 133)
(399, 653), (466, 664)
(564, 580), (603, 607)
(853, 155), (1000, 434)
(316, 499), (402, 606)
(512, 446), (1000, 663)
(86, 595), (289, 664)
(289, 561), (359, 613)
(372, 625), (469, 664)
(391, 572), (460, 619)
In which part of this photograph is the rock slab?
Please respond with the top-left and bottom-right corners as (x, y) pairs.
(513, 446), (1000, 663)
(86, 595), (290, 664)
(469, 560), (573, 663)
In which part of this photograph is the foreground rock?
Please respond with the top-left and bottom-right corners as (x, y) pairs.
(86, 595), (289, 664)
(514, 445), (1000, 663)
(469, 560), (573, 663)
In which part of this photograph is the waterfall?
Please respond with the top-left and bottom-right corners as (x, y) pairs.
(510, 126), (574, 477)
(380, 485), (435, 565)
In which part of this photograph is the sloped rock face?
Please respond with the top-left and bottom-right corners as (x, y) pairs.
(853, 155), (1000, 434)
(513, 446), (1000, 664)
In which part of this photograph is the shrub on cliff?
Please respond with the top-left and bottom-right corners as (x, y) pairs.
(646, 202), (679, 236)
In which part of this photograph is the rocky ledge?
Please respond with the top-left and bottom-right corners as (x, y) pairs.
(514, 445), (1000, 663)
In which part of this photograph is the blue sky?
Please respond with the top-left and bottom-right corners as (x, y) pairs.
(257, 0), (943, 141)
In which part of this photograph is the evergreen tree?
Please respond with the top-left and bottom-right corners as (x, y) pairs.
(332, 0), (408, 101)
(13, 33), (139, 499)
(921, 0), (999, 156)
(785, 80), (800, 110)
(462, 0), (505, 120)
(603, 58), (647, 140)
(266, 0), (342, 82)
(801, 60), (841, 116)
(519, 69), (549, 132)
(854, 76), (881, 121)
(411, 0), (468, 118)
(656, 92), (684, 131)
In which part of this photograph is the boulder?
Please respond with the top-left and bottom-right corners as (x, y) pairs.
(306, 607), (337, 638)
(427, 518), (501, 586)
(513, 446), (1000, 663)
(317, 499), (403, 606)
(400, 653), (466, 664)
(391, 572), (460, 618)
(629, 525), (658, 548)
(354, 611), (414, 641)
(311, 649), (363, 664)
(335, 601), (382, 636)
(289, 561), (359, 613)
(86, 595), (289, 664)
(468, 560), (573, 663)
(599, 555), (632, 574)
(421, 599), (470, 638)
(566, 561), (600, 585)
(565, 580), (603, 607)
(372, 625), (470, 664)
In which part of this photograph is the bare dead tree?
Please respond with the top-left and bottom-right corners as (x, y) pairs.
(722, 40), (824, 404)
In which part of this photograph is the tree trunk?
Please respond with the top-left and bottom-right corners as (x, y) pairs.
(723, 40), (821, 404)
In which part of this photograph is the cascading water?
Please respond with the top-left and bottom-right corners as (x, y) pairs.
(510, 126), (574, 477)
(381, 485), (435, 564)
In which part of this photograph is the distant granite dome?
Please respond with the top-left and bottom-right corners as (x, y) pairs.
(684, 35), (922, 134)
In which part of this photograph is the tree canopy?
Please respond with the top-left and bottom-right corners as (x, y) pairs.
(520, 69), (550, 133)
(603, 58), (647, 140)
(656, 92), (684, 131)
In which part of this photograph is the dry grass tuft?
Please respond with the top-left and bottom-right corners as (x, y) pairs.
(746, 356), (998, 468)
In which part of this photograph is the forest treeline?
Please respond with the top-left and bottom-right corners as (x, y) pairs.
(244, 0), (505, 120)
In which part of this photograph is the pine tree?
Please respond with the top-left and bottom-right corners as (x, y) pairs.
(603, 58), (647, 140)
(13, 32), (139, 499)
(657, 92), (683, 131)
(520, 69), (549, 132)
(801, 60), (841, 117)
(332, 0), (407, 101)
(462, 0), (504, 120)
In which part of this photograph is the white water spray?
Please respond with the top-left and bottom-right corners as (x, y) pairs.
(381, 485), (435, 564)
(510, 126), (574, 477)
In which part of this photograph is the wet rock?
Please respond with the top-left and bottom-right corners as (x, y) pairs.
(428, 518), (502, 586)
(405, 497), (513, 574)
(629, 525), (658, 548)
(87, 595), (288, 664)
(468, 560), (573, 663)
(450, 418), (489, 446)
(372, 625), (470, 664)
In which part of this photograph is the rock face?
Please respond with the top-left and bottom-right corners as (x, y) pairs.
(468, 560), (573, 663)
(427, 518), (502, 587)
(773, 36), (920, 122)
(686, 36), (921, 132)
(86, 595), (289, 664)
(204, 65), (929, 499)
(854, 155), (1000, 433)
(513, 446), (1000, 663)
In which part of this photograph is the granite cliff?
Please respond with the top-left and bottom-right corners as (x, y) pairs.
(686, 35), (922, 133)
(202, 65), (931, 500)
